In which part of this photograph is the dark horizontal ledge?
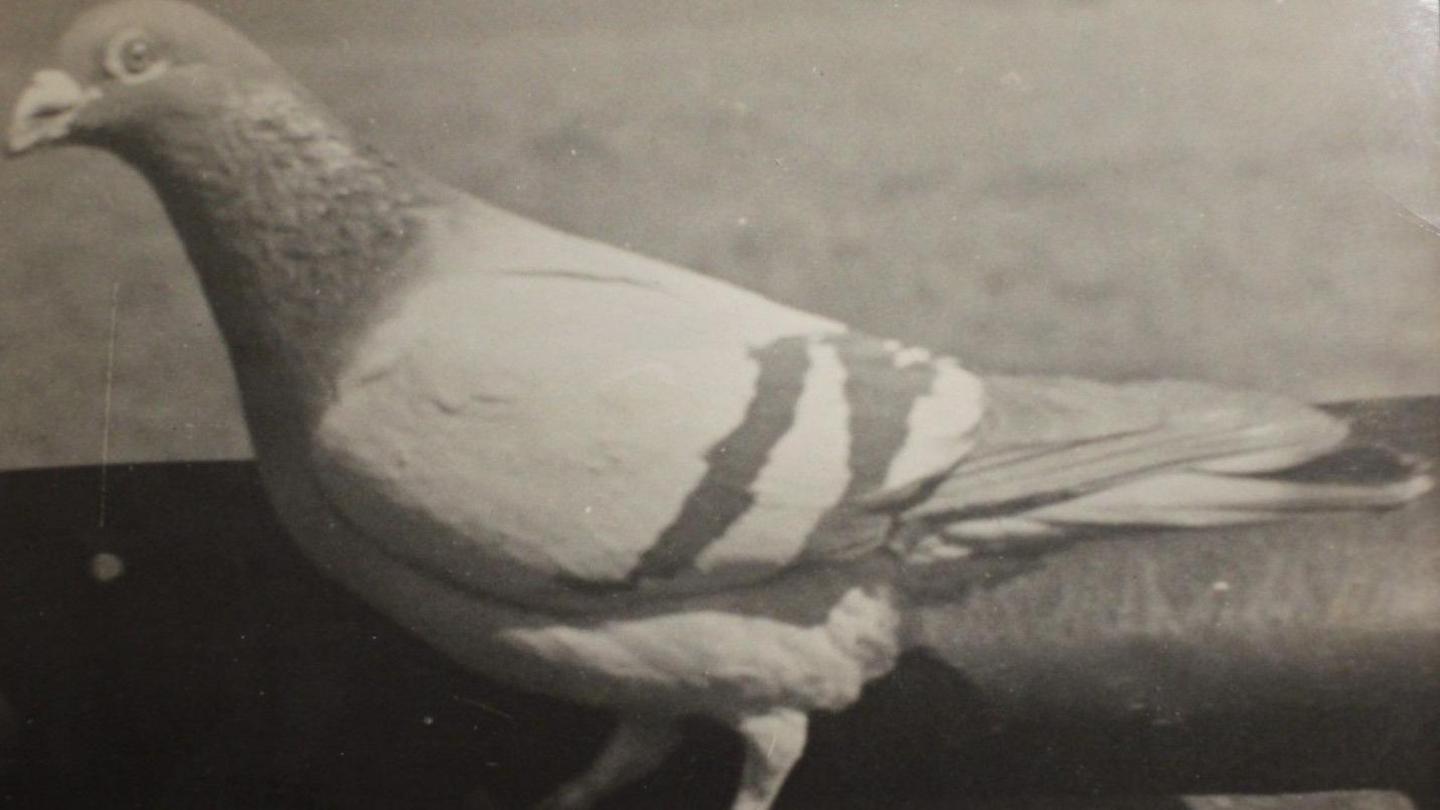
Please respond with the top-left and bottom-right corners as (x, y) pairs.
(0, 397), (1436, 809)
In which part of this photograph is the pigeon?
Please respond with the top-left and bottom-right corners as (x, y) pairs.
(7, 3), (1432, 808)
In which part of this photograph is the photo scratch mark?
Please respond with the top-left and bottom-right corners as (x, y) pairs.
(99, 281), (120, 528)
(1378, 188), (1440, 240)
(1391, 201), (1440, 240)
(452, 693), (519, 724)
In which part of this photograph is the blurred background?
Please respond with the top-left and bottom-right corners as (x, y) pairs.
(0, 0), (1436, 472)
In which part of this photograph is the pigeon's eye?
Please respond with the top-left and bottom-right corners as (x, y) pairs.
(121, 39), (153, 73)
(104, 30), (168, 83)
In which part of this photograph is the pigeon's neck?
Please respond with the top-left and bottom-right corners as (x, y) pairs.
(120, 83), (439, 413)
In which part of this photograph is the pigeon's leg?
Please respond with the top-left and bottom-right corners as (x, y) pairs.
(531, 716), (681, 810)
(731, 708), (808, 810)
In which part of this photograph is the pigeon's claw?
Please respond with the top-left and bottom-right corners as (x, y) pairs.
(531, 718), (682, 810)
(733, 709), (808, 810)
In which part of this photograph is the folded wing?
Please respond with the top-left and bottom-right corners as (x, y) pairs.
(901, 376), (1432, 544)
(310, 263), (986, 609)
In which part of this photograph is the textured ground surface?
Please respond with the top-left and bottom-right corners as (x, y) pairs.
(0, 1), (1435, 808)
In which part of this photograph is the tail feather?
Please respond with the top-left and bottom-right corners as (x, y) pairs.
(1017, 468), (1432, 525)
(902, 376), (1432, 542)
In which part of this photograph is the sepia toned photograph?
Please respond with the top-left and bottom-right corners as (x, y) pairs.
(1, 1), (1436, 808)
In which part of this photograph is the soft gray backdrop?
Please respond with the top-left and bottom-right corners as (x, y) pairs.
(1, 0), (1436, 471)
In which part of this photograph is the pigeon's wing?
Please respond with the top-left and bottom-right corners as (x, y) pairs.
(310, 260), (986, 608)
(895, 375), (1431, 546)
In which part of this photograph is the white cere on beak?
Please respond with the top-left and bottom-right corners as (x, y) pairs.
(7, 70), (102, 155)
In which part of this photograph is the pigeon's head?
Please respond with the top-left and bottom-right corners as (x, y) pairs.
(7, 0), (421, 379)
(8, 0), (294, 156)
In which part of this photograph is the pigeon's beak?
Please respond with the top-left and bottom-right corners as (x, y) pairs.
(7, 70), (102, 156)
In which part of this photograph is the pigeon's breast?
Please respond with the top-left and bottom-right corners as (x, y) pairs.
(492, 580), (904, 715)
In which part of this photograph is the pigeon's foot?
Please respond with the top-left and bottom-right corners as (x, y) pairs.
(531, 717), (681, 810)
(732, 709), (808, 810)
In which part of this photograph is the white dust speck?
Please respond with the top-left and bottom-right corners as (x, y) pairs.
(907, 535), (973, 564)
(90, 552), (125, 583)
(1000, 71), (1026, 89)
(422, 715), (435, 726)
(892, 345), (932, 367)
(1211, 580), (1231, 593)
